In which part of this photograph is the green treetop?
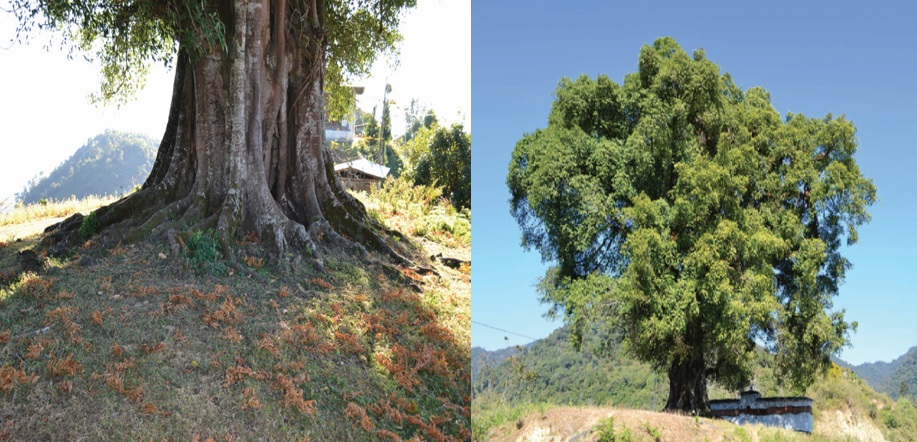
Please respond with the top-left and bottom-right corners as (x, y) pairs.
(507, 37), (876, 412)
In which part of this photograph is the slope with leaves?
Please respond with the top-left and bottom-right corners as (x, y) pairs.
(0, 186), (470, 441)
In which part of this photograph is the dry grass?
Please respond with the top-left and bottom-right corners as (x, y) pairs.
(0, 190), (471, 440)
(0, 195), (118, 229)
(482, 405), (871, 442)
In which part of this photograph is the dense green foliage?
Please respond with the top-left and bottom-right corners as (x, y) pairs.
(18, 130), (157, 205)
(473, 326), (661, 410)
(10, 0), (413, 114)
(411, 124), (471, 209)
(347, 107), (403, 177)
(78, 211), (100, 240)
(507, 37), (876, 408)
(850, 346), (917, 402)
(402, 99), (437, 144)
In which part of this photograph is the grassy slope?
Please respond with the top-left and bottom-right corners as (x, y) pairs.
(483, 406), (864, 442)
(0, 179), (470, 441)
(473, 326), (917, 441)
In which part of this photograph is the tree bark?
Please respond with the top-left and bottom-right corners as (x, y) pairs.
(40, 0), (412, 270)
(664, 355), (709, 413)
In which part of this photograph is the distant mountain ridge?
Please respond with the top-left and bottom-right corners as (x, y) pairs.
(849, 346), (917, 401)
(18, 130), (158, 205)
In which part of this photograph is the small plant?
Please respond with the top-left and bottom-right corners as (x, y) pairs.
(79, 212), (100, 240)
(594, 417), (618, 442)
(182, 229), (228, 275)
(242, 255), (263, 269)
(641, 421), (662, 442)
(731, 426), (752, 442)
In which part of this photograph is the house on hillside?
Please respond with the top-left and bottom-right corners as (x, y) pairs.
(334, 158), (390, 192)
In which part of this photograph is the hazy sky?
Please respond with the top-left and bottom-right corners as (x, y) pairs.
(472, 0), (917, 366)
(0, 0), (469, 205)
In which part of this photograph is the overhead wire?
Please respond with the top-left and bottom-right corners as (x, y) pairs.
(471, 320), (538, 342)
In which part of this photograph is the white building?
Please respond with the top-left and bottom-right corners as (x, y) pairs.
(325, 86), (365, 142)
(334, 158), (389, 192)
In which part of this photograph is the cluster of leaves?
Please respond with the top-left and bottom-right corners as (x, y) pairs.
(11, 0), (414, 110)
(79, 212), (100, 241)
(409, 124), (471, 210)
(594, 417), (636, 442)
(323, 0), (417, 121)
(508, 37), (876, 399)
(9, 0), (224, 105)
(18, 130), (157, 206)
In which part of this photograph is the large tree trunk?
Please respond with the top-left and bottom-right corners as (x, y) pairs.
(664, 355), (709, 413)
(40, 0), (410, 269)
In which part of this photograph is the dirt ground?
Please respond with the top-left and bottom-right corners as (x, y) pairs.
(0, 217), (65, 242)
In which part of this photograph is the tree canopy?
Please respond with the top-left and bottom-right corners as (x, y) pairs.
(10, 0), (411, 115)
(507, 37), (876, 411)
(412, 123), (471, 209)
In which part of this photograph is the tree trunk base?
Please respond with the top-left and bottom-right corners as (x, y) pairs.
(664, 357), (710, 414)
(37, 179), (425, 278)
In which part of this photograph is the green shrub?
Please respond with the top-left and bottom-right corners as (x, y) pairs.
(642, 421), (662, 442)
(594, 417), (634, 442)
(183, 229), (227, 276)
(470, 392), (550, 442)
(79, 212), (100, 240)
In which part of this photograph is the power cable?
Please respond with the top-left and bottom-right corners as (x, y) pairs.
(471, 320), (538, 342)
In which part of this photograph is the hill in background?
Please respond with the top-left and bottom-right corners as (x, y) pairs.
(850, 346), (917, 402)
(473, 325), (659, 410)
(473, 325), (917, 441)
(18, 130), (158, 205)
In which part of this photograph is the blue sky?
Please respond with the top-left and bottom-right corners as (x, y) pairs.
(471, 0), (917, 365)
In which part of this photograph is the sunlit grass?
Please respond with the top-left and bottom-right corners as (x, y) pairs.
(355, 176), (471, 248)
(0, 183), (471, 440)
(0, 195), (120, 227)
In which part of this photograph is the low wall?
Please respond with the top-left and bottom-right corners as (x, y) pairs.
(709, 390), (813, 433)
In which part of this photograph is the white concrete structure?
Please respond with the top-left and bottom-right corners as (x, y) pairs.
(324, 86), (365, 141)
(709, 390), (813, 433)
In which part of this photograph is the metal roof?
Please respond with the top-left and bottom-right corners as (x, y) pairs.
(334, 158), (390, 179)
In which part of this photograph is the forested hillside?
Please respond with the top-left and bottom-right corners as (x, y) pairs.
(852, 346), (917, 401)
(473, 326), (659, 409)
(18, 130), (157, 204)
